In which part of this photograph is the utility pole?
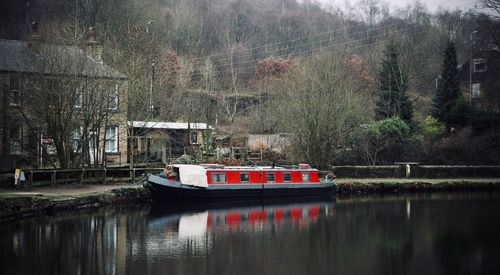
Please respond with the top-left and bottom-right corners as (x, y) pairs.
(147, 20), (156, 118)
(150, 60), (155, 117)
(469, 30), (478, 103)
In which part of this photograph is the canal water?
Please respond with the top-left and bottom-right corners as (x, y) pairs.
(1, 193), (500, 275)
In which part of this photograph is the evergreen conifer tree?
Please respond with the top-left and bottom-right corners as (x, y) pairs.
(433, 41), (461, 126)
(375, 41), (413, 122)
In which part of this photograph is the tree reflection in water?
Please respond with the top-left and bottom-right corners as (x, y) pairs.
(1, 194), (500, 275)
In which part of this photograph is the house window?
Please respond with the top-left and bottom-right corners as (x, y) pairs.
(108, 84), (119, 110)
(266, 173), (275, 182)
(75, 87), (83, 108)
(302, 172), (310, 182)
(72, 128), (81, 152)
(472, 83), (481, 99)
(211, 173), (227, 183)
(191, 132), (198, 144)
(240, 173), (250, 182)
(9, 77), (21, 106)
(283, 173), (291, 182)
(9, 125), (22, 154)
(105, 126), (119, 153)
(89, 131), (98, 164)
(47, 79), (61, 105)
(473, 58), (486, 72)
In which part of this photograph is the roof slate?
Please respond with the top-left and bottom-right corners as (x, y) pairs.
(0, 39), (126, 79)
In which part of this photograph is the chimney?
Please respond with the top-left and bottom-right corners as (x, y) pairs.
(27, 21), (42, 53)
(86, 27), (103, 64)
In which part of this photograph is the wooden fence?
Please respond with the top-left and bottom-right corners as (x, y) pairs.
(4, 167), (164, 189)
(3, 164), (500, 189)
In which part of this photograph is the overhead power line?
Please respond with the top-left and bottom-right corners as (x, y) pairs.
(161, 23), (425, 79)
(160, 19), (422, 72)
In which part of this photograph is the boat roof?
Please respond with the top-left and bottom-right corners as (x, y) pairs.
(171, 164), (317, 188)
(175, 164), (208, 188)
(172, 164), (317, 172)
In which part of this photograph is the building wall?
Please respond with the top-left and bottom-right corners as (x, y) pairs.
(0, 75), (8, 157)
(92, 80), (128, 166)
(248, 134), (291, 153)
(459, 50), (500, 112)
(104, 81), (128, 166)
(1, 73), (129, 168)
(0, 74), (34, 170)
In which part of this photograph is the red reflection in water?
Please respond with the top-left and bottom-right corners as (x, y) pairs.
(291, 208), (302, 220)
(249, 210), (267, 224)
(309, 206), (320, 220)
(225, 212), (241, 227)
(274, 209), (284, 222)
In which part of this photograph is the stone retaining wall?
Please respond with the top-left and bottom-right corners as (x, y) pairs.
(332, 165), (500, 178)
(0, 186), (150, 223)
(336, 180), (500, 195)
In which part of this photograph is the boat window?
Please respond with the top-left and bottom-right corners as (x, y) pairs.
(266, 173), (275, 182)
(211, 173), (227, 183)
(240, 173), (250, 182)
(302, 173), (310, 182)
(283, 173), (291, 182)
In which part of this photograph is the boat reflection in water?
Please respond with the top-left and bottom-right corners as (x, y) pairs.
(146, 199), (335, 256)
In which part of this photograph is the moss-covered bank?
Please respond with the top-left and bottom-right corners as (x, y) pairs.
(0, 185), (150, 223)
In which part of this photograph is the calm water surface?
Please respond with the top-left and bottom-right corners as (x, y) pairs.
(1, 193), (500, 275)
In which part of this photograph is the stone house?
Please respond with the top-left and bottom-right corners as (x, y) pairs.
(0, 26), (128, 170)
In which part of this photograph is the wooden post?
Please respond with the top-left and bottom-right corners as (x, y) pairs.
(80, 168), (85, 184)
(131, 168), (136, 183)
(51, 170), (56, 186)
(102, 168), (107, 184)
(29, 170), (33, 189)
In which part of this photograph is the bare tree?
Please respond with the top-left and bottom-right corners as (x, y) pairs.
(482, 0), (500, 17)
(274, 53), (371, 168)
(168, 0), (202, 56)
(212, 33), (254, 156)
(19, 39), (121, 168)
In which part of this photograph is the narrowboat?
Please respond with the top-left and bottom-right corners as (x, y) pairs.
(145, 164), (336, 201)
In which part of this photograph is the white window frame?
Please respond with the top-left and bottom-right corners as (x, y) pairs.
(108, 83), (119, 111)
(9, 77), (21, 106)
(473, 58), (486, 72)
(72, 127), (82, 152)
(75, 87), (83, 108)
(89, 130), (98, 164)
(240, 173), (250, 183)
(302, 172), (310, 182)
(266, 173), (275, 183)
(471, 83), (481, 99)
(9, 125), (22, 155)
(211, 173), (227, 183)
(283, 173), (292, 182)
(105, 126), (119, 153)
